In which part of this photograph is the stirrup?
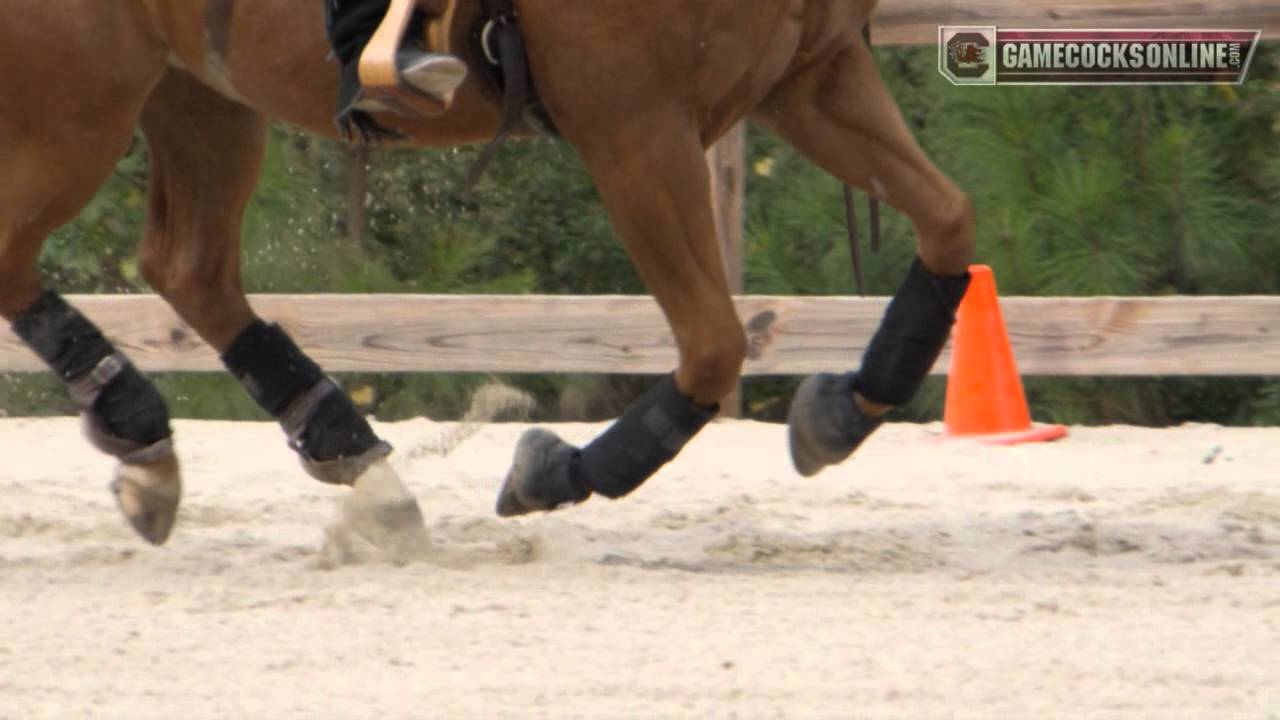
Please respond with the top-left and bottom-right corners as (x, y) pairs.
(354, 52), (467, 114)
(358, 0), (465, 118)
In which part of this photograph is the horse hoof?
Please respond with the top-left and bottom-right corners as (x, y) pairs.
(110, 454), (182, 545)
(495, 429), (590, 518)
(342, 459), (430, 565)
(787, 373), (883, 478)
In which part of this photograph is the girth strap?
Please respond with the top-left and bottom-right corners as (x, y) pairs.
(462, 0), (534, 188)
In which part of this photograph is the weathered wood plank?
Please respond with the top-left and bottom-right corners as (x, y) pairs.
(872, 0), (1280, 45)
(708, 124), (748, 416)
(0, 295), (1277, 377)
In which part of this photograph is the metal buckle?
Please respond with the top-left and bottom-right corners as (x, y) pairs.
(89, 353), (127, 389)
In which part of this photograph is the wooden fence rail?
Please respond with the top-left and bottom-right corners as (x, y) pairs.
(0, 295), (1276, 377)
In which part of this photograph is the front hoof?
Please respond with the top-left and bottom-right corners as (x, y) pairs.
(496, 429), (590, 518)
(787, 373), (884, 478)
(342, 459), (429, 564)
(111, 454), (182, 545)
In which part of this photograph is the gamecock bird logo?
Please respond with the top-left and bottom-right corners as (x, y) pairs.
(946, 32), (992, 79)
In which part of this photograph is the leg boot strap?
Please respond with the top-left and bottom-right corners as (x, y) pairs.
(575, 374), (717, 499)
(67, 353), (175, 465)
(281, 379), (391, 485)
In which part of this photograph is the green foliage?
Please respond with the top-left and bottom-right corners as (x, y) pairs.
(3, 45), (1277, 426)
(1251, 382), (1280, 425)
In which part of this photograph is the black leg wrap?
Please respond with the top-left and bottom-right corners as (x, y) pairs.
(222, 320), (326, 416)
(223, 320), (389, 484)
(13, 289), (121, 381)
(13, 290), (173, 463)
(494, 375), (715, 517)
(290, 386), (384, 463)
(787, 259), (968, 477)
(855, 257), (971, 407)
(574, 374), (717, 499)
(76, 361), (173, 453)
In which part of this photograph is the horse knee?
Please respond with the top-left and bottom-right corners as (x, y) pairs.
(139, 245), (231, 301)
(678, 331), (748, 406)
(141, 245), (246, 315)
(917, 188), (975, 276)
(140, 243), (253, 349)
(137, 257), (172, 299)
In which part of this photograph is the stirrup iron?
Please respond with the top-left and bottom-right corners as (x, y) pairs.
(358, 0), (466, 117)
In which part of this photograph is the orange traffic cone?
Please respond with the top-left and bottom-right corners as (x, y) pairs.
(944, 265), (1067, 445)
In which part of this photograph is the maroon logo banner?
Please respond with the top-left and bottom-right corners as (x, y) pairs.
(940, 28), (1261, 85)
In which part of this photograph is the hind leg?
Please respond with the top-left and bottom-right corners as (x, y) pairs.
(138, 70), (428, 560)
(753, 34), (975, 476)
(0, 13), (179, 542)
(496, 111), (743, 516)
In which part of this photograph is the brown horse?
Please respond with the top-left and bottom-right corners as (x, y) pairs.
(0, 0), (974, 550)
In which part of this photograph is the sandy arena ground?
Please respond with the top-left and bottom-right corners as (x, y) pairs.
(1, 416), (1277, 719)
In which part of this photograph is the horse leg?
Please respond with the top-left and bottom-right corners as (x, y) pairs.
(0, 16), (178, 543)
(753, 35), (976, 477)
(138, 70), (428, 558)
(496, 115), (744, 516)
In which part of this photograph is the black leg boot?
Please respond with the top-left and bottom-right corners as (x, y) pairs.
(787, 258), (971, 477)
(496, 375), (717, 517)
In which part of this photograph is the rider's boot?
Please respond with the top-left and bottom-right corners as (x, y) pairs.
(325, 0), (467, 140)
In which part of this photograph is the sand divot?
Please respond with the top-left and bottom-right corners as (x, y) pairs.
(316, 517), (480, 571)
(316, 509), (549, 571)
(315, 515), (541, 571)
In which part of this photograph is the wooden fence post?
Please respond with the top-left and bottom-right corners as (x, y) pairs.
(707, 123), (748, 417)
(346, 144), (370, 249)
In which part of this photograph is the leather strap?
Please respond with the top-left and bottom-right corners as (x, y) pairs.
(463, 0), (530, 188)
